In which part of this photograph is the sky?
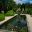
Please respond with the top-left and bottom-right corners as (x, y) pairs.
(14, 0), (32, 4)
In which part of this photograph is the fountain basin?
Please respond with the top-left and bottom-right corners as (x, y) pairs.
(0, 15), (28, 32)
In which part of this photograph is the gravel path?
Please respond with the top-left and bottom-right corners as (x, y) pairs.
(26, 14), (32, 32)
(0, 29), (16, 32)
(0, 14), (18, 25)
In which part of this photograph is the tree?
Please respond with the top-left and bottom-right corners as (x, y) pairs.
(4, 0), (16, 13)
(0, 0), (17, 13)
(0, 0), (7, 13)
(22, 3), (25, 11)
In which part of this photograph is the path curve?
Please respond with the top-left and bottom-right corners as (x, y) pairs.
(26, 14), (32, 32)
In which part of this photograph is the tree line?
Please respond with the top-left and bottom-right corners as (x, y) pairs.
(0, 0), (32, 14)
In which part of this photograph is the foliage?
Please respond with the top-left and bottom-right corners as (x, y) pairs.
(27, 8), (32, 15)
(23, 8), (32, 15)
(17, 3), (21, 8)
(0, 14), (5, 21)
(20, 27), (28, 32)
(0, 0), (17, 13)
(5, 10), (15, 16)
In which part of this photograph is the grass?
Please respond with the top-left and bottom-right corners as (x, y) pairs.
(0, 13), (5, 21)
(0, 10), (15, 21)
(5, 10), (15, 16)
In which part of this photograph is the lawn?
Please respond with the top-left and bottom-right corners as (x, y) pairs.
(0, 13), (5, 21)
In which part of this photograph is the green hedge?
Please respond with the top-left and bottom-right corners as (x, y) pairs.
(5, 10), (15, 16)
(0, 14), (5, 21)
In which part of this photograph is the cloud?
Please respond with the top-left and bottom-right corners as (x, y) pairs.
(14, 0), (22, 4)
(30, 1), (32, 3)
(14, 0), (32, 4)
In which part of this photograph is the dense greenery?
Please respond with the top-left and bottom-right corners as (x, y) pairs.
(0, 0), (17, 21)
(0, 0), (32, 21)
(5, 10), (15, 16)
(27, 8), (32, 15)
(0, 0), (17, 13)
(23, 8), (32, 15)
(0, 13), (5, 21)
(0, 0), (32, 14)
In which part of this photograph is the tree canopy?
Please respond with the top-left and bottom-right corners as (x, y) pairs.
(0, 0), (17, 13)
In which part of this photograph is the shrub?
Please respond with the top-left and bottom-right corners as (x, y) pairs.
(27, 8), (32, 15)
(0, 14), (5, 21)
(5, 10), (15, 16)
(23, 8), (32, 15)
(20, 27), (28, 32)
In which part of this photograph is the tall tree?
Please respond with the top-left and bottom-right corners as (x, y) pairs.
(0, 0), (16, 13)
